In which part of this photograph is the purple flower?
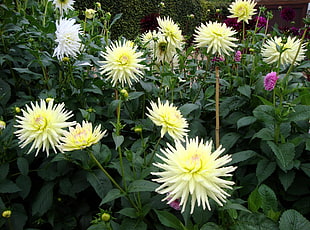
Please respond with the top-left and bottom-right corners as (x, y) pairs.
(224, 17), (242, 31)
(166, 194), (181, 210)
(211, 56), (225, 62)
(264, 72), (279, 91)
(254, 16), (267, 28)
(280, 8), (296, 22)
(234, 50), (241, 62)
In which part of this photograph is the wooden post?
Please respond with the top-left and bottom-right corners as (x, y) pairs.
(215, 66), (220, 149)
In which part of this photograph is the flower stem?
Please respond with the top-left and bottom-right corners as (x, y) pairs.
(147, 137), (162, 166)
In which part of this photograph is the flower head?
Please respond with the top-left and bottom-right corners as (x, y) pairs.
(99, 40), (145, 87)
(194, 21), (238, 55)
(85, 9), (96, 19)
(280, 8), (296, 22)
(53, 18), (83, 61)
(157, 16), (183, 49)
(262, 36), (306, 66)
(49, 0), (75, 15)
(264, 72), (279, 91)
(152, 137), (236, 213)
(58, 120), (106, 152)
(14, 99), (75, 156)
(234, 50), (242, 62)
(147, 99), (188, 141)
(228, 0), (257, 23)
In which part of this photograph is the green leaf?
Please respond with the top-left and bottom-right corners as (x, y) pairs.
(232, 212), (278, 230)
(128, 92), (144, 100)
(154, 210), (186, 230)
(258, 184), (278, 214)
(118, 208), (138, 218)
(0, 180), (21, 193)
(32, 182), (55, 216)
(278, 170), (295, 191)
(267, 141), (295, 171)
(248, 188), (262, 212)
(201, 222), (223, 230)
(256, 159), (276, 184)
(112, 133), (124, 149)
(237, 116), (257, 129)
(222, 202), (251, 213)
(237, 85), (251, 98)
(300, 163), (310, 177)
(252, 128), (274, 141)
(128, 180), (158, 193)
(253, 105), (275, 124)
(87, 170), (112, 199)
(16, 175), (31, 199)
(287, 105), (310, 122)
(119, 218), (147, 230)
(17, 157), (29, 175)
(100, 189), (125, 205)
(279, 209), (310, 230)
(254, 95), (273, 106)
(179, 103), (199, 116)
(220, 132), (241, 153)
(230, 150), (257, 165)
(0, 79), (11, 106)
(0, 163), (9, 180)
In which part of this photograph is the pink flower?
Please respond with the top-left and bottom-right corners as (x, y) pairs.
(234, 50), (241, 62)
(264, 72), (279, 91)
(166, 194), (181, 210)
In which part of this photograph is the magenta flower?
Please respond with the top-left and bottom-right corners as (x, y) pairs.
(264, 72), (279, 91)
(280, 8), (296, 22)
(234, 50), (241, 62)
(166, 193), (181, 210)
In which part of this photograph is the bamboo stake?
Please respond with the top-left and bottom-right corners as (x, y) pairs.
(215, 66), (220, 149)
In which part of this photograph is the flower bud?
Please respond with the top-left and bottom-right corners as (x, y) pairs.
(85, 9), (96, 19)
(120, 89), (128, 99)
(134, 126), (142, 134)
(2, 210), (11, 218)
(0, 120), (6, 130)
(45, 98), (54, 103)
(62, 57), (70, 62)
(15, 107), (21, 113)
(95, 2), (101, 8)
(101, 213), (110, 222)
(159, 2), (165, 8)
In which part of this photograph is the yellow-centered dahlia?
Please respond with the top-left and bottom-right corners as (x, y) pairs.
(147, 99), (188, 141)
(14, 99), (75, 156)
(261, 36), (306, 66)
(99, 40), (145, 87)
(228, 0), (257, 23)
(152, 137), (237, 214)
(58, 120), (106, 152)
(157, 16), (183, 49)
(194, 21), (238, 55)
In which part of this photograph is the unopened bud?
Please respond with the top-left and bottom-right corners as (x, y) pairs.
(62, 57), (70, 62)
(120, 89), (128, 99)
(85, 9), (96, 19)
(45, 98), (54, 103)
(134, 126), (142, 133)
(15, 107), (21, 113)
(95, 2), (101, 8)
(101, 213), (110, 222)
(2, 210), (11, 218)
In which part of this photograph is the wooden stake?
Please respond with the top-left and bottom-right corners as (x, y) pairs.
(215, 66), (220, 149)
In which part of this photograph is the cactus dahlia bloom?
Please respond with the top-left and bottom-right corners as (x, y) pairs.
(49, 0), (75, 15)
(53, 18), (83, 61)
(228, 0), (257, 23)
(157, 16), (183, 49)
(194, 21), (238, 55)
(58, 121), (106, 152)
(99, 40), (145, 87)
(152, 137), (237, 214)
(14, 99), (75, 156)
(147, 99), (188, 141)
(261, 36), (306, 66)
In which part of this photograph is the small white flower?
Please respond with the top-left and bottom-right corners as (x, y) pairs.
(50, 0), (75, 15)
(53, 18), (83, 61)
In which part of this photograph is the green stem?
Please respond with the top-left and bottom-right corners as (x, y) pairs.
(147, 137), (162, 166)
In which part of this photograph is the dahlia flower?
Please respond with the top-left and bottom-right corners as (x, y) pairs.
(99, 40), (145, 87)
(194, 21), (238, 55)
(261, 36), (306, 66)
(49, 0), (75, 15)
(85, 9), (96, 19)
(14, 99), (75, 156)
(264, 72), (279, 91)
(58, 120), (106, 152)
(157, 16), (183, 49)
(280, 8), (296, 22)
(53, 18), (83, 61)
(228, 0), (257, 23)
(147, 99), (188, 141)
(152, 137), (237, 213)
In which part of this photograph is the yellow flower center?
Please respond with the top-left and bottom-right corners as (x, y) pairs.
(119, 55), (129, 65)
(163, 110), (181, 126)
(184, 152), (203, 173)
(33, 115), (47, 130)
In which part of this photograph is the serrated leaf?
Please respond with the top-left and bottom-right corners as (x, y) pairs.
(267, 141), (295, 171)
(16, 175), (31, 199)
(248, 188), (262, 212)
(128, 91), (144, 100)
(32, 182), (54, 216)
(252, 128), (274, 141)
(237, 85), (251, 98)
(232, 212), (278, 230)
(256, 159), (276, 184)
(118, 208), (138, 218)
(279, 209), (310, 230)
(154, 210), (185, 230)
(237, 116), (257, 129)
(230, 150), (257, 165)
(253, 105), (275, 124)
(112, 133), (124, 149)
(17, 157), (29, 175)
(300, 163), (310, 177)
(100, 188), (124, 205)
(287, 105), (310, 122)
(87, 170), (112, 199)
(258, 184), (278, 214)
(128, 180), (158, 193)
(179, 103), (199, 116)
(278, 170), (295, 191)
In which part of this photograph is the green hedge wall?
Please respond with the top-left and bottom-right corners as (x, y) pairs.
(75, 0), (232, 40)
